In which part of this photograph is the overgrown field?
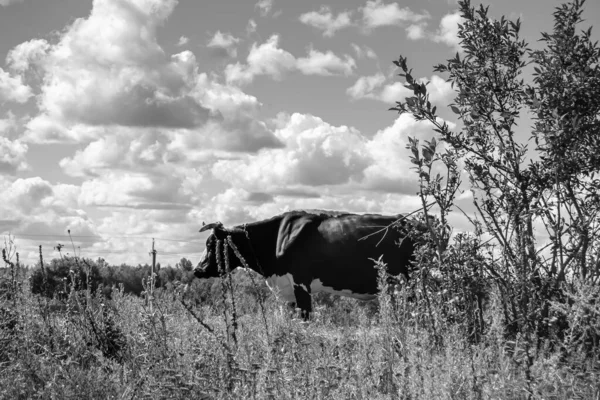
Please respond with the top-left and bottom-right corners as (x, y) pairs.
(1, 264), (598, 400)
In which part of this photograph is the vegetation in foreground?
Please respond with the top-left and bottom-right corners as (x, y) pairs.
(1, 0), (600, 398)
(0, 262), (598, 400)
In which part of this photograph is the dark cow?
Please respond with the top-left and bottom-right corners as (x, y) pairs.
(195, 210), (423, 319)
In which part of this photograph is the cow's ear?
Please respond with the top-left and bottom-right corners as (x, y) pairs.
(276, 214), (317, 258)
(199, 221), (224, 233)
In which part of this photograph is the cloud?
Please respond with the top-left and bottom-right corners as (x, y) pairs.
(434, 12), (463, 49)
(255, 0), (273, 16)
(361, 0), (429, 31)
(299, 6), (353, 37)
(406, 23), (428, 40)
(18, 0), (214, 142)
(246, 19), (257, 35)
(225, 35), (295, 84)
(351, 44), (377, 59)
(347, 73), (453, 104)
(0, 0), (23, 6)
(225, 35), (355, 84)
(296, 49), (356, 76)
(0, 67), (33, 103)
(212, 113), (371, 191)
(6, 39), (50, 72)
(207, 31), (240, 58)
(0, 137), (28, 174)
(176, 36), (189, 47)
(362, 114), (432, 193)
(0, 111), (28, 174)
(0, 177), (97, 247)
(346, 72), (387, 100)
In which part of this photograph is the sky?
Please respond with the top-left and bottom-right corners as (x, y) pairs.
(0, 0), (598, 267)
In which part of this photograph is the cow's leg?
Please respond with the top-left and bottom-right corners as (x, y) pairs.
(293, 283), (312, 321)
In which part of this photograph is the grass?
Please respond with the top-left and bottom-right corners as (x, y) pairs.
(1, 265), (599, 400)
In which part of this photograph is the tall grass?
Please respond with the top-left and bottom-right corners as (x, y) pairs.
(1, 249), (598, 399)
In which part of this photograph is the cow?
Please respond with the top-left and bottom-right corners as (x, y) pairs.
(194, 210), (425, 319)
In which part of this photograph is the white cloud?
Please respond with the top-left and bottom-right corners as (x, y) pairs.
(361, 0), (430, 31)
(434, 12), (463, 49)
(346, 72), (387, 100)
(406, 23), (427, 40)
(0, 111), (17, 134)
(255, 0), (273, 16)
(347, 73), (453, 104)
(296, 49), (356, 76)
(176, 35), (189, 47)
(299, 6), (353, 37)
(207, 31), (240, 58)
(362, 114), (432, 193)
(225, 35), (356, 84)
(0, 67), (33, 103)
(11, 0), (280, 156)
(0, 177), (97, 245)
(18, 0), (212, 142)
(351, 43), (377, 59)
(225, 35), (296, 85)
(0, 0), (23, 6)
(212, 113), (371, 191)
(246, 19), (257, 35)
(6, 39), (50, 72)
(0, 137), (28, 174)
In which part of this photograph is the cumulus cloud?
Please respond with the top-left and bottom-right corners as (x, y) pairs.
(225, 35), (356, 84)
(212, 113), (371, 191)
(296, 49), (356, 76)
(299, 6), (353, 37)
(434, 11), (463, 49)
(0, 112), (28, 174)
(255, 0), (273, 16)
(0, 177), (97, 247)
(6, 39), (50, 72)
(361, 0), (429, 31)
(0, 67), (33, 103)
(362, 114), (430, 193)
(351, 44), (377, 60)
(0, 137), (28, 174)
(406, 23), (428, 40)
(207, 31), (240, 58)
(19, 0), (212, 142)
(347, 73), (453, 104)
(346, 72), (387, 100)
(176, 36), (189, 47)
(225, 35), (296, 84)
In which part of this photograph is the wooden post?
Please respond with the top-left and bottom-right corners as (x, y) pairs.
(150, 239), (156, 312)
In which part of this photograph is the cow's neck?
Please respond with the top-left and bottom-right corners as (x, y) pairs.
(234, 216), (282, 278)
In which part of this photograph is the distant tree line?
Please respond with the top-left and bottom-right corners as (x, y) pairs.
(27, 256), (271, 313)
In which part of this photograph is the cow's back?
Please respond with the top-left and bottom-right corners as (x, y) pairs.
(299, 213), (414, 296)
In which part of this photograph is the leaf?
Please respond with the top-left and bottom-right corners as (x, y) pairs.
(411, 145), (419, 159)
(451, 105), (461, 114)
(423, 147), (434, 162)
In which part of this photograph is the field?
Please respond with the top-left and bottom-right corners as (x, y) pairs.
(1, 264), (599, 400)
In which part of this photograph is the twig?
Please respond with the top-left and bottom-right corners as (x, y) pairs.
(358, 202), (435, 242)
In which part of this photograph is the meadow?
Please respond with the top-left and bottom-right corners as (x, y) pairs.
(1, 255), (598, 400)
(2, 1), (599, 398)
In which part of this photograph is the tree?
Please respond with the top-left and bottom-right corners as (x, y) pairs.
(392, 0), (600, 348)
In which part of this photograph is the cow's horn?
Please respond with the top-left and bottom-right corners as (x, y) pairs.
(199, 221), (224, 233)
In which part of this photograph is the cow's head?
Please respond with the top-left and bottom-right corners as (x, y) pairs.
(195, 221), (259, 279)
